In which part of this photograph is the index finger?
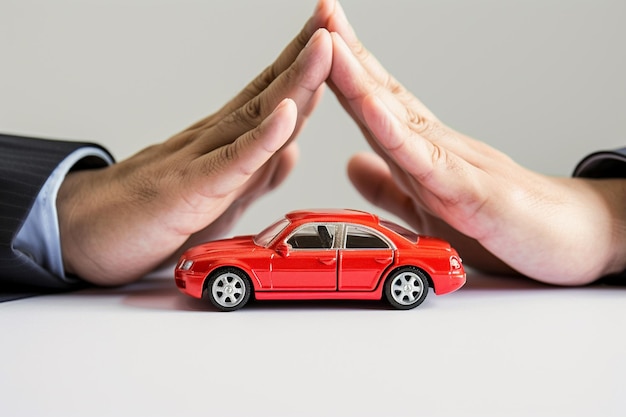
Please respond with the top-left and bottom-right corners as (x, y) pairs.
(361, 93), (492, 235)
(326, 0), (437, 121)
(188, 0), (336, 130)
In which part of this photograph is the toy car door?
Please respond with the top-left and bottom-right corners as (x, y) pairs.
(270, 223), (338, 290)
(338, 224), (393, 291)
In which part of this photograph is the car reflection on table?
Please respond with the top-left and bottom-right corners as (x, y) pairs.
(175, 209), (465, 311)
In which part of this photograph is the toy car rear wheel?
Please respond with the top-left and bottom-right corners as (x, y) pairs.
(384, 267), (429, 310)
(206, 268), (252, 311)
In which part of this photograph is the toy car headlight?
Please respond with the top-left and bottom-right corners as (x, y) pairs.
(179, 259), (194, 271)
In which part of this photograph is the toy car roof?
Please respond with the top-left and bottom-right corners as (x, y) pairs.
(284, 209), (379, 223)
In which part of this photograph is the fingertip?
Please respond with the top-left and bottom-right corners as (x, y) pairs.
(312, 0), (336, 24)
(274, 97), (297, 114)
(348, 152), (387, 180)
(306, 27), (332, 50)
(347, 153), (391, 206)
(347, 151), (367, 178)
(329, 31), (367, 100)
(269, 98), (298, 133)
(298, 28), (333, 86)
(329, 30), (348, 51)
(347, 152), (386, 195)
(329, 31), (353, 77)
(347, 152), (417, 224)
(242, 97), (296, 158)
(327, 0), (357, 43)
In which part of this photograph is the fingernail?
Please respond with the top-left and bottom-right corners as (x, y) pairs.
(272, 98), (293, 115)
(304, 28), (322, 49)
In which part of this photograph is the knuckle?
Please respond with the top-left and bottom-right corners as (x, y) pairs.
(251, 66), (275, 94)
(388, 78), (407, 97)
(165, 131), (195, 150)
(217, 138), (256, 178)
(352, 41), (369, 62)
(282, 63), (299, 87)
(221, 142), (238, 165)
(406, 107), (438, 136)
(413, 145), (440, 184)
(347, 72), (379, 101)
(295, 28), (311, 51)
(243, 97), (264, 122)
(223, 98), (263, 132)
(247, 123), (263, 145)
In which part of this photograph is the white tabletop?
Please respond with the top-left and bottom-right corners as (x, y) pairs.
(2, 1), (625, 415)
(1, 271), (624, 417)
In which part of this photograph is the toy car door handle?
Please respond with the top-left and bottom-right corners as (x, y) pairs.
(375, 257), (393, 264)
(318, 257), (337, 265)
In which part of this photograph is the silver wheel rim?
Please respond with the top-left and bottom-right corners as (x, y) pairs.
(391, 271), (424, 306)
(212, 272), (246, 308)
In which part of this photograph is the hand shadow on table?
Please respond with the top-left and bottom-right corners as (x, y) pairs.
(113, 269), (625, 312)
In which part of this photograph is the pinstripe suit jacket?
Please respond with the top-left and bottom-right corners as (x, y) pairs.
(0, 133), (112, 301)
(573, 148), (626, 178)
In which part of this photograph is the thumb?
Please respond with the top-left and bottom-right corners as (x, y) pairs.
(348, 152), (418, 226)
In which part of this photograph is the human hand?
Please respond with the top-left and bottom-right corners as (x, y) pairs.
(326, 1), (626, 285)
(56, 3), (335, 286)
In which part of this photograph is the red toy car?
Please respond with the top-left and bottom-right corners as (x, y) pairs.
(175, 209), (465, 311)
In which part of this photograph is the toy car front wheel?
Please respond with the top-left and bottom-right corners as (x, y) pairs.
(206, 268), (252, 311)
(384, 267), (429, 310)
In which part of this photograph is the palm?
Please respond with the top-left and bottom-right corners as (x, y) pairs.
(325, 0), (626, 285)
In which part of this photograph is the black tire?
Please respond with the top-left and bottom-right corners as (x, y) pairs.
(206, 268), (252, 311)
(384, 267), (429, 310)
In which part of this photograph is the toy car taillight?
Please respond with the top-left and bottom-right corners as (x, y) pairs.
(450, 256), (462, 270)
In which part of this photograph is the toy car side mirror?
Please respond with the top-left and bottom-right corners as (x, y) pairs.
(276, 242), (291, 257)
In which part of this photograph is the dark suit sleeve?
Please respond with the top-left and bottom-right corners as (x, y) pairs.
(0, 133), (113, 300)
(573, 147), (626, 284)
(573, 148), (626, 178)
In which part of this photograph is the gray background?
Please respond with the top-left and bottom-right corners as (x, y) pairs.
(2, 0), (625, 235)
(2, 2), (626, 416)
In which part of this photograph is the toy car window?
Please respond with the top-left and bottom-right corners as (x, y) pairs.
(254, 218), (290, 247)
(380, 218), (419, 243)
(345, 225), (390, 249)
(287, 224), (336, 249)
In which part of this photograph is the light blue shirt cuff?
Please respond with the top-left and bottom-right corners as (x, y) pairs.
(14, 147), (114, 282)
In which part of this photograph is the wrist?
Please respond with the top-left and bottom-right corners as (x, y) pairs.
(594, 179), (626, 277)
(56, 170), (86, 277)
(573, 148), (626, 279)
(56, 168), (108, 281)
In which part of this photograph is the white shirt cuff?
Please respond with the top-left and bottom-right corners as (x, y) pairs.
(14, 147), (114, 282)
